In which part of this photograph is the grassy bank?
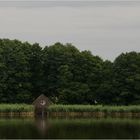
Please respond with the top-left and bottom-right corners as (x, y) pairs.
(47, 105), (140, 113)
(47, 105), (140, 118)
(0, 104), (140, 117)
(0, 104), (33, 113)
(0, 104), (140, 113)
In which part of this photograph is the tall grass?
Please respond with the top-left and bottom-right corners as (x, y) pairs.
(47, 105), (140, 113)
(0, 104), (33, 113)
(0, 104), (140, 113)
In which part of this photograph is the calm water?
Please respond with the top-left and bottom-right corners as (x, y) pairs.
(0, 117), (140, 139)
(0, 1), (140, 60)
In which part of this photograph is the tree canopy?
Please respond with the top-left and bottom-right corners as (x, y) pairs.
(0, 39), (140, 105)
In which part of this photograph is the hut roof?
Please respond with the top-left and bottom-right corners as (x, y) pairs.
(32, 94), (53, 106)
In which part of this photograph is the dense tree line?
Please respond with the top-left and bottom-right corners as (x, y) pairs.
(0, 39), (140, 105)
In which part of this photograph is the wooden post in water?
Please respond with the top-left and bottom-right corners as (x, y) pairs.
(42, 108), (44, 118)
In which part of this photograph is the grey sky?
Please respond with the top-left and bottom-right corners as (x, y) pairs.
(0, 1), (140, 60)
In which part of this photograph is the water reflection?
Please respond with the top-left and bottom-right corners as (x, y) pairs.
(35, 117), (51, 137)
(0, 117), (140, 139)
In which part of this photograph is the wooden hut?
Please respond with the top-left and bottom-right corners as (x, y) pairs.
(33, 94), (53, 117)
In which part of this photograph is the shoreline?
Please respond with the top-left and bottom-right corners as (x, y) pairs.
(48, 112), (140, 118)
(0, 111), (140, 118)
(0, 104), (140, 118)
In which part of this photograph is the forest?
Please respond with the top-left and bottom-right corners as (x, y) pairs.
(0, 39), (140, 105)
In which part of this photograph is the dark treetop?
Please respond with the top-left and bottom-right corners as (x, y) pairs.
(0, 39), (140, 105)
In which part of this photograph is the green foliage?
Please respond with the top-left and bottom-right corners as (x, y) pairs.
(48, 105), (140, 113)
(0, 39), (140, 105)
(113, 52), (140, 105)
(0, 104), (140, 114)
(0, 104), (33, 112)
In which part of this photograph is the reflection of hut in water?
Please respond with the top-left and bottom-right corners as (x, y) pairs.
(33, 94), (53, 117)
(35, 118), (51, 137)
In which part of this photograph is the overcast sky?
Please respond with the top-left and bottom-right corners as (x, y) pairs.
(0, 1), (140, 60)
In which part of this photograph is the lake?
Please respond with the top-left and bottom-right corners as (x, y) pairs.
(0, 117), (140, 139)
(0, 1), (140, 60)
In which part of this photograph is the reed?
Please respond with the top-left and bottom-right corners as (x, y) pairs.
(0, 104), (140, 114)
(47, 105), (140, 113)
(0, 104), (33, 113)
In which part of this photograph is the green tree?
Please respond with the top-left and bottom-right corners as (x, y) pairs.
(0, 39), (32, 103)
(96, 60), (114, 105)
(113, 52), (140, 105)
(42, 43), (80, 99)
